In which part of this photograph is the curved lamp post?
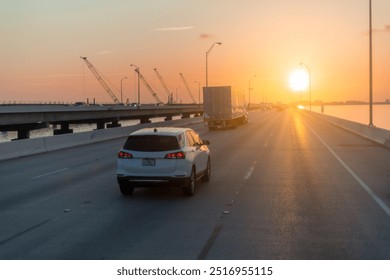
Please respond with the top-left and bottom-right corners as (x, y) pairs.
(248, 75), (257, 108)
(369, 0), (373, 126)
(206, 42), (222, 87)
(130, 64), (140, 107)
(120, 76), (127, 103)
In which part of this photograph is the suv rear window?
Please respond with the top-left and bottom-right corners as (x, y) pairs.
(124, 135), (180, 151)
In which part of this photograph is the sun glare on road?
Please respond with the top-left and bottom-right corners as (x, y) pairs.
(289, 69), (309, 92)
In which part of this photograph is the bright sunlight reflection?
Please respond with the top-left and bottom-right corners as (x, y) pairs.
(289, 69), (309, 92)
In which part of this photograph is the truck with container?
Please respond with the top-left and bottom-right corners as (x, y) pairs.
(203, 86), (248, 129)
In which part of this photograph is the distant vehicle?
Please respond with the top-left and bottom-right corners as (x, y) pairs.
(74, 102), (88, 106)
(117, 127), (211, 196)
(276, 105), (285, 112)
(203, 86), (247, 129)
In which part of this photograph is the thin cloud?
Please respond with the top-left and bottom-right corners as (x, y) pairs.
(373, 25), (390, 33)
(154, 26), (194, 31)
(47, 74), (84, 78)
(362, 25), (390, 35)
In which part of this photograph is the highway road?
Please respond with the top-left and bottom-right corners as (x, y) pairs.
(0, 109), (389, 260)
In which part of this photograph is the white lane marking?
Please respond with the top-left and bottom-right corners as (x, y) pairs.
(304, 121), (390, 218)
(244, 167), (255, 180)
(244, 156), (260, 180)
(244, 130), (274, 180)
(33, 168), (69, 179)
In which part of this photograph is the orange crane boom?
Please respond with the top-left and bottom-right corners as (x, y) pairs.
(154, 68), (173, 104)
(134, 68), (164, 105)
(180, 73), (196, 104)
(80, 57), (120, 103)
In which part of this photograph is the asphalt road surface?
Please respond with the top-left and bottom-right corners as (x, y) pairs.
(1, 109), (389, 260)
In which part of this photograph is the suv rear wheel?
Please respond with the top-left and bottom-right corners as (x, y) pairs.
(183, 168), (196, 196)
(118, 179), (134, 196)
(202, 158), (211, 182)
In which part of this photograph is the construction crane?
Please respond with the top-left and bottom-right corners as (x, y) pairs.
(179, 73), (197, 104)
(133, 68), (164, 105)
(80, 56), (120, 104)
(154, 68), (173, 104)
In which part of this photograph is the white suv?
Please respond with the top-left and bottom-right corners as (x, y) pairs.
(117, 127), (211, 196)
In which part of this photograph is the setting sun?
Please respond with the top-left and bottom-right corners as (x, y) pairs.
(289, 69), (309, 92)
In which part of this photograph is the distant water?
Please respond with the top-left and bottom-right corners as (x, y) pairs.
(0, 117), (180, 143)
(308, 104), (390, 130)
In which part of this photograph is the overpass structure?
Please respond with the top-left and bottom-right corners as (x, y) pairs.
(0, 104), (203, 140)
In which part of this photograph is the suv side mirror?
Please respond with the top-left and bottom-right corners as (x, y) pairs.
(202, 140), (211, 146)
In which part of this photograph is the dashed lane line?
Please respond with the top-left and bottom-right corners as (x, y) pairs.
(32, 168), (69, 179)
(0, 219), (51, 246)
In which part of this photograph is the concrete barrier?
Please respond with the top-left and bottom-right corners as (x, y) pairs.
(0, 117), (203, 161)
(309, 111), (390, 148)
(0, 138), (46, 160)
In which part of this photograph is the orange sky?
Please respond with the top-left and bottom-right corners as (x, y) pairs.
(1, 0), (389, 104)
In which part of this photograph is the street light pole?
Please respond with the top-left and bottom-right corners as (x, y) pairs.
(120, 76), (127, 104)
(206, 42), (222, 87)
(369, 0), (374, 126)
(130, 64), (140, 107)
(248, 75), (256, 108)
(300, 62), (312, 111)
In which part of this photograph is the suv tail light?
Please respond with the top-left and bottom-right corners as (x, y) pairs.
(165, 151), (186, 159)
(118, 151), (133, 159)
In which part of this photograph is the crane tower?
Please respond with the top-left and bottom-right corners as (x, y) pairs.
(80, 57), (120, 104)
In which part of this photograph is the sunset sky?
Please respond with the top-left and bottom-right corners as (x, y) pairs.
(1, 0), (389, 104)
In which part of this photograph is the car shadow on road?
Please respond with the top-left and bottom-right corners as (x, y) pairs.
(119, 182), (207, 201)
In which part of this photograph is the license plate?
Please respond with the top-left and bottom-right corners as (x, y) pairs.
(142, 158), (156, 166)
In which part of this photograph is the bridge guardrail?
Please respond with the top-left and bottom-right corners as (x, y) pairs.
(309, 111), (390, 148)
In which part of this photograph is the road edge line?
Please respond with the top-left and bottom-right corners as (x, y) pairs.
(304, 120), (390, 218)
